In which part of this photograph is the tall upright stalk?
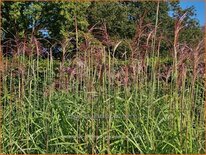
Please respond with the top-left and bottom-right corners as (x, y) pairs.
(204, 25), (206, 151)
(0, 3), (3, 151)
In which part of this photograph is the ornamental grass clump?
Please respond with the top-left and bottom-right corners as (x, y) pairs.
(0, 2), (205, 154)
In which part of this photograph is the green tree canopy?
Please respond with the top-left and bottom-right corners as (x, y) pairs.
(1, 1), (204, 59)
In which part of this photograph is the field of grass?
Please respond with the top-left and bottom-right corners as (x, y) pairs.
(1, 43), (205, 153)
(0, 2), (205, 154)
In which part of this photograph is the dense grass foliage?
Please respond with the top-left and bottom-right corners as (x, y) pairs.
(1, 45), (205, 153)
(0, 1), (205, 154)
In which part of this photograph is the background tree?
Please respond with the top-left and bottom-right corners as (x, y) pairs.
(1, 1), (204, 59)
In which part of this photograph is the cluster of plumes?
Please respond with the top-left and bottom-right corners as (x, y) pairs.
(2, 34), (44, 80)
(55, 40), (204, 93)
(1, 14), (204, 92)
(158, 40), (205, 89)
(55, 18), (204, 92)
(2, 34), (43, 57)
(177, 41), (204, 88)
